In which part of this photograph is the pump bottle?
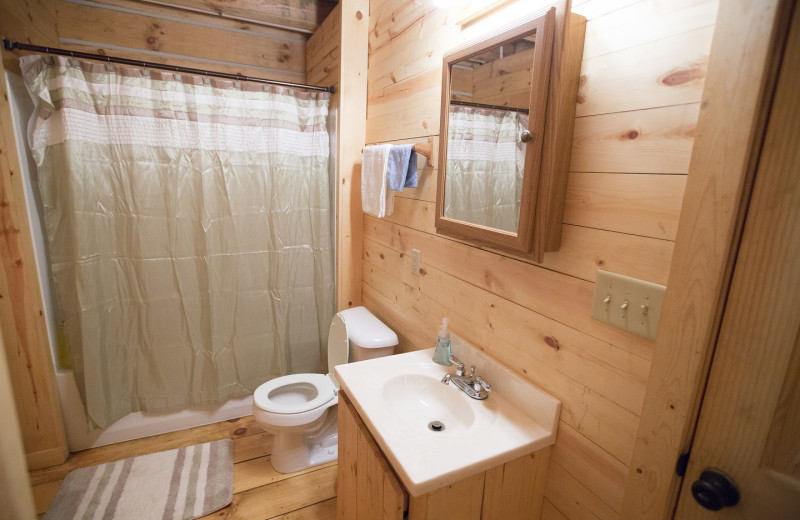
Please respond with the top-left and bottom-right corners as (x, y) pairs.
(432, 317), (452, 365)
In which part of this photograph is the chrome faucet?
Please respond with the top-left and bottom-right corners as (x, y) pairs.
(441, 354), (491, 400)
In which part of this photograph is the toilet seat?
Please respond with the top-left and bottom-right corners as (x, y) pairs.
(253, 373), (335, 415)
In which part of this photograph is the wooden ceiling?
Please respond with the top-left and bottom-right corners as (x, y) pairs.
(136, 0), (339, 34)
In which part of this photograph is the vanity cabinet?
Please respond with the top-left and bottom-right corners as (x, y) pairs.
(337, 391), (552, 520)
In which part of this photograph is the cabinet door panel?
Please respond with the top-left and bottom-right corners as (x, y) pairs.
(338, 393), (406, 520)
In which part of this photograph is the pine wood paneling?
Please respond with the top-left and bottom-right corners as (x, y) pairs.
(577, 0), (718, 59)
(0, 47), (68, 471)
(366, 67), (442, 143)
(308, 0), (370, 313)
(363, 1), (718, 518)
(544, 461), (618, 520)
(570, 103), (700, 174)
(94, 0), (302, 38)
(543, 224), (673, 284)
(550, 422), (628, 512)
(622, 0), (791, 517)
(368, 5), (460, 93)
(0, 0), (59, 51)
(335, 0), (369, 310)
(563, 172), (686, 240)
(363, 216), (655, 358)
(0, 329), (37, 519)
(132, 0), (338, 33)
(55, 0), (305, 75)
(306, 7), (341, 87)
(576, 26), (712, 117)
(541, 499), (570, 520)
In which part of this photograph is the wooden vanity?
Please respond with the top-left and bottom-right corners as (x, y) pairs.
(336, 391), (552, 519)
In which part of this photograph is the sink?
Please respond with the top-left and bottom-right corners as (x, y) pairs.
(334, 339), (561, 496)
(381, 372), (479, 434)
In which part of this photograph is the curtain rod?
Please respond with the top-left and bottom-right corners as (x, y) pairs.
(450, 99), (529, 114)
(2, 39), (335, 94)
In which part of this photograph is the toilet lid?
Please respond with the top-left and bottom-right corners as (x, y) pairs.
(253, 373), (336, 414)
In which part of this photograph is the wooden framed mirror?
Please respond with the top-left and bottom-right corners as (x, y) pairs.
(436, 5), (585, 262)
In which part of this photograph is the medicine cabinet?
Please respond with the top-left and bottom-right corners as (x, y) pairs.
(436, 5), (585, 262)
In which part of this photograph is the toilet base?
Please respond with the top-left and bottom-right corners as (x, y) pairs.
(270, 408), (339, 473)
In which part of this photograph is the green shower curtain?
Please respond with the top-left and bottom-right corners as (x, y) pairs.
(21, 55), (334, 429)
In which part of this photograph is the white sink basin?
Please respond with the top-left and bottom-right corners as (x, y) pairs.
(335, 342), (561, 496)
(381, 372), (480, 434)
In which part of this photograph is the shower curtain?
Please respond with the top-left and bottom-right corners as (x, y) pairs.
(444, 105), (529, 233)
(21, 55), (334, 429)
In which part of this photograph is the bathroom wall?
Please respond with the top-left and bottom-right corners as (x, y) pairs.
(0, 0), (337, 468)
(361, 0), (718, 518)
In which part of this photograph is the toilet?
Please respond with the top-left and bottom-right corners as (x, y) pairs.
(252, 306), (398, 473)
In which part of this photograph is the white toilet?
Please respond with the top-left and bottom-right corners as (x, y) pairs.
(252, 306), (398, 473)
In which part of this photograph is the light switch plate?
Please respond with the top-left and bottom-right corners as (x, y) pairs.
(591, 270), (666, 341)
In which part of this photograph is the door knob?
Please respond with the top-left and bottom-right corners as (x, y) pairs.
(520, 130), (532, 143)
(691, 468), (740, 511)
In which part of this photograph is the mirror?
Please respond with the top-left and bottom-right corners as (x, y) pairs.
(436, 8), (556, 255)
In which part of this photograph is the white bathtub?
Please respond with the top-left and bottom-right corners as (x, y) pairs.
(56, 370), (252, 451)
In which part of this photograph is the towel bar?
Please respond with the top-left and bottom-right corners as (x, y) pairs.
(412, 141), (434, 167)
(360, 141), (434, 167)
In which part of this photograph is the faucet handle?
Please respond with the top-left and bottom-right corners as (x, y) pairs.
(448, 355), (465, 376)
(475, 376), (492, 393)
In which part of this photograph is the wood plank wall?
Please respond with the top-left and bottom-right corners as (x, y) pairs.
(362, 0), (719, 518)
(0, 0), (328, 469)
(307, 0), (370, 312)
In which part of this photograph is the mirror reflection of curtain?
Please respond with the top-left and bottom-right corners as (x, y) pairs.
(21, 55), (333, 429)
(444, 105), (529, 233)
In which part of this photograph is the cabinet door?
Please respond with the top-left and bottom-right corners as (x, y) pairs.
(338, 392), (407, 520)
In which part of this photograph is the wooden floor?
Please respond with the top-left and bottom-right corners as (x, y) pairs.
(28, 416), (338, 519)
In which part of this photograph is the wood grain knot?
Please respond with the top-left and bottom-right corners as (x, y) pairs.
(356, 10), (363, 20)
(234, 427), (247, 436)
(576, 75), (588, 104)
(544, 336), (560, 350)
(659, 64), (705, 87)
(625, 130), (639, 140)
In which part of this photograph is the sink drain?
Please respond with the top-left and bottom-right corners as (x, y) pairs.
(428, 420), (445, 432)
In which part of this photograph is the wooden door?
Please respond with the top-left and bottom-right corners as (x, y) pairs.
(674, 3), (800, 518)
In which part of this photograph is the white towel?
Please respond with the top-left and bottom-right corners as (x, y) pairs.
(361, 144), (395, 217)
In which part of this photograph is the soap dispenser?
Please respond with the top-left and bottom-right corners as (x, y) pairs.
(432, 318), (452, 366)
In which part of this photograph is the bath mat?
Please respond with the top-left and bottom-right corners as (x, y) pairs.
(44, 439), (233, 520)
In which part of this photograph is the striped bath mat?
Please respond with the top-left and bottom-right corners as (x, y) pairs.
(44, 439), (233, 520)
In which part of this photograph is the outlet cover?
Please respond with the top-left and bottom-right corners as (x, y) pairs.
(411, 249), (421, 276)
(591, 270), (666, 341)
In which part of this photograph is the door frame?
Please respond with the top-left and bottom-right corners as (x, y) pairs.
(621, 0), (798, 518)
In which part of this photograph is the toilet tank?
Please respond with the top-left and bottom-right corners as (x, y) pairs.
(330, 307), (398, 369)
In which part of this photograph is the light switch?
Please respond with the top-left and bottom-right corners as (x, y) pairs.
(591, 270), (666, 341)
